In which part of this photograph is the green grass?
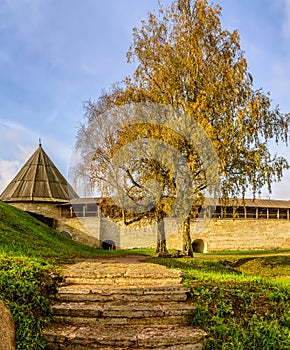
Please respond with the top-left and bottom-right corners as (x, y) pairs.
(149, 255), (290, 349)
(0, 201), (153, 349)
(1, 201), (289, 349)
(199, 249), (290, 256)
(0, 255), (57, 349)
(0, 201), (98, 260)
(0, 201), (154, 261)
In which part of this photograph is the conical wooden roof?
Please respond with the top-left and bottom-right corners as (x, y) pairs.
(0, 145), (78, 203)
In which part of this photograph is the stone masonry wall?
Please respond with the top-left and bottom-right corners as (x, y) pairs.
(119, 219), (180, 249)
(61, 217), (290, 252)
(167, 219), (290, 252)
(10, 202), (60, 220)
(56, 217), (101, 248)
(99, 219), (121, 248)
(8, 201), (290, 251)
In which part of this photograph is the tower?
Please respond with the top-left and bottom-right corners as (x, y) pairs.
(0, 144), (78, 220)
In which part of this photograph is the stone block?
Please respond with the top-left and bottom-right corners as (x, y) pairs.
(0, 301), (15, 350)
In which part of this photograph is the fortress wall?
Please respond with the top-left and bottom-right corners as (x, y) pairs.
(119, 219), (180, 249)
(59, 217), (159, 249)
(120, 224), (157, 249)
(167, 219), (290, 252)
(202, 219), (290, 251)
(57, 216), (290, 252)
(56, 217), (102, 248)
(99, 219), (121, 248)
(11, 202), (60, 220)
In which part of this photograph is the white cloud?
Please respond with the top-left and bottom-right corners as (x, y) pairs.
(0, 159), (20, 193)
(260, 170), (290, 200)
(2, 0), (44, 35)
(0, 118), (73, 192)
(45, 109), (60, 124)
(0, 120), (35, 192)
(0, 119), (36, 152)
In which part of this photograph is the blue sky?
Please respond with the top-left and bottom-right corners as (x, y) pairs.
(0, 0), (290, 199)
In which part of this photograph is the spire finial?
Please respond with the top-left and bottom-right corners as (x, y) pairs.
(39, 138), (42, 147)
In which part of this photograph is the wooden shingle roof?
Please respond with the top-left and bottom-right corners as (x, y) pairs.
(205, 198), (290, 209)
(59, 197), (290, 209)
(0, 145), (78, 203)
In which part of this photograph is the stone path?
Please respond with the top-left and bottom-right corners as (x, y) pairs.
(43, 255), (206, 349)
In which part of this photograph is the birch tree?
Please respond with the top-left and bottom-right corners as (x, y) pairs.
(76, 0), (289, 255)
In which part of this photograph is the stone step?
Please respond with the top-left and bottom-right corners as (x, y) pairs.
(63, 262), (181, 278)
(43, 324), (206, 350)
(63, 262), (182, 286)
(57, 285), (190, 302)
(53, 315), (191, 326)
(51, 301), (195, 325)
(64, 277), (182, 285)
(43, 258), (206, 349)
(45, 345), (203, 350)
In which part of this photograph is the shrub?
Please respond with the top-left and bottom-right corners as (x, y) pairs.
(0, 255), (60, 349)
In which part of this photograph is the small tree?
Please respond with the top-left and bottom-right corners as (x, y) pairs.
(75, 100), (206, 254)
(75, 0), (289, 255)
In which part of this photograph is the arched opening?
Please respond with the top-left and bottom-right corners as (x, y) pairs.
(192, 239), (207, 253)
(102, 240), (116, 250)
(61, 231), (72, 239)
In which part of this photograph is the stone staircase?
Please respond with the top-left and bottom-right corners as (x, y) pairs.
(43, 257), (206, 349)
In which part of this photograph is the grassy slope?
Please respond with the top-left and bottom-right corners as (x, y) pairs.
(0, 201), (153, 261)
(0, 201), (103, 349)
(0, 201), (153, 349)
(1, 201), (289, 349)
(150, 255), (290, 349)
(0, 201), (103, 260)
